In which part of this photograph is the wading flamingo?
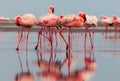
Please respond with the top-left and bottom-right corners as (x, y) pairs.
(111, 15), (120, 38)
(59, 12), (86, 50)
(14, 13), (37, 50)
(100, 15), (113, 38)
(35, 5), (59, 50)
(83, 15), (98, 49)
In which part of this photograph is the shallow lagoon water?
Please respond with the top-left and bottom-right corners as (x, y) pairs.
(0, 30), (120, 81)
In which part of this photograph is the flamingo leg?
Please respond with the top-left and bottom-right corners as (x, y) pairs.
(54, 28), (58, 48)
(84, 32), (87, 50)
(114, 24), (117, 38)
(104, 25), (108, 38)
(88, 29), (94, 49)
(35, 32), (40, 50)
(59, 26), (69, 50)
(40, 27), (51, 43)
(16, 27), (24, 51)
(26, 29), (30, 50)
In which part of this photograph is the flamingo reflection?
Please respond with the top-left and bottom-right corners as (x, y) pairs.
(34, 49), (77, 81)
(14, 51), (34, 81)
(56, 48), (97, 81)
(34, 48), (97, 81)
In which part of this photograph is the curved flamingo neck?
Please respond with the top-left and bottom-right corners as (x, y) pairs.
(48, 6), (54, 13)
(16, 17), (21, 26)
(79, 13), (86, 23)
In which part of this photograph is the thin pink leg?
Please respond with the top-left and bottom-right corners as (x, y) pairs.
(16, 28), (24, 51)
(88, 29), (93, 49)
(35, 32), (40, 50)
(26, 29), (30, 50)
(59, 26), (69, 50)
(114, 24), (117, 38)
(84, 33), (87, 50)
(54, 28), (58, 48)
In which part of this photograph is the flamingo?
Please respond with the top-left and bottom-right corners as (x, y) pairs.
(59, 12), (86, 50)
(100, 15), (114, 38)
(35, 5), (59, 50)
(83, 15), (98, 49)
(111, 15), (120, 38)
(14, 13), (37, 50)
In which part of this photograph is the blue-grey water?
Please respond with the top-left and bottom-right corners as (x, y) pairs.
(0, 27), (120, 81)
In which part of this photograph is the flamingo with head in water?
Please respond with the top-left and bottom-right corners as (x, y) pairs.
(14, 13), (37, 50)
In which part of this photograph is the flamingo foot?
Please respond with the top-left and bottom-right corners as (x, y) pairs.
(35, 45), (38, 50)
(16, 47), (19, 51)
(91, 45), (94, 49)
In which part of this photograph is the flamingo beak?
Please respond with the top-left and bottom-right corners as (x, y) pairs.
(51, 7), (54, 13)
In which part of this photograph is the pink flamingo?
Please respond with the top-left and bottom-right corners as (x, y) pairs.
(111, 15), (120, 38)
(83, 15), (98, 49)
(35, 5), (59, 50)
(100, 15), (113, 38)
(14, 13), (37, 50)
(59, 12), (86, 50)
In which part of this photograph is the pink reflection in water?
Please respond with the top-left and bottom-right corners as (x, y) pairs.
(14, 51), (34, 81)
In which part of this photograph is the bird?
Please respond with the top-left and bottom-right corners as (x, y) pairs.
(14, 13), (37, 50)
(111, 15), (120, 38)
(111, 15), (120, 31)
(100, 15), (114, 38)
(59, 12), (86, 50)
(83, 15), (98, 49)
(35, 5), (59, 50)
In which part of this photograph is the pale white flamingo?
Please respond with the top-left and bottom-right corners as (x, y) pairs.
(83, 15), (98, 49)
(14, 13), (37, 50)
(35, 5), (59, 50)
(100, 15), (113, 38)
(59, 12), (86, 50)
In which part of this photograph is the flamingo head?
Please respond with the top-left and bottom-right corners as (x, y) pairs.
(78, 12), (86, 23)
(111, 15), (117, 20)
(14, 15), (21, 26)
(48, 5), (54, 13)
(100, 15), (107, 19)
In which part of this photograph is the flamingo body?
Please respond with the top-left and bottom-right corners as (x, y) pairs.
(84, 15), (98, 27)
(14, 14), (36, 28)
(101, 15), (113, 26)
(14, 13), (37, 50)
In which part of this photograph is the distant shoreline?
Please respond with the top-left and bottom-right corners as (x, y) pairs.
(0, 20), (120, 32)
